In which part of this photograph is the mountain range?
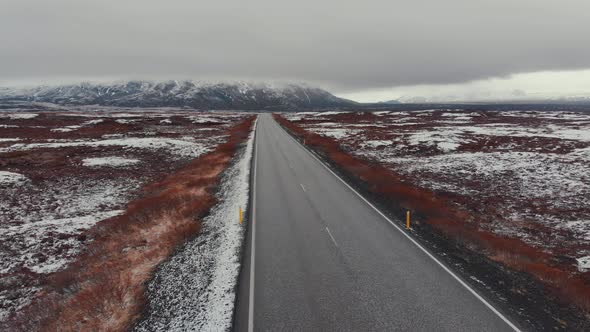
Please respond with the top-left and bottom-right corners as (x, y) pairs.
(0, 81), (357, 110)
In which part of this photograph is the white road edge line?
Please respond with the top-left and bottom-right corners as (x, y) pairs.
(247, 118), (259, 332)
(325, 227), (339, 247)
(274, 117), (522, 332)
(300, 183), (306, 192)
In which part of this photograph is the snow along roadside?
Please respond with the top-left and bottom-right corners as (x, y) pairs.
(133, 118), (256, 332)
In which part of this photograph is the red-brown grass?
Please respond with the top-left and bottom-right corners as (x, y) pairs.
(6, 116), (255, 332)
(274, 113), (590, 315)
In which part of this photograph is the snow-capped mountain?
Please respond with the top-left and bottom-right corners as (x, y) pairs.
(0, 81), (356, 110)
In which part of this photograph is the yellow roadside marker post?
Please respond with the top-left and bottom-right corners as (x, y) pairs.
(239, 207), (243, 224)
(406, 211), (410, 230)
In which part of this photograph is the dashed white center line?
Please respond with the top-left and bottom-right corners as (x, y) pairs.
(300, 183), (306, 192)
(325, 227), (339, 247)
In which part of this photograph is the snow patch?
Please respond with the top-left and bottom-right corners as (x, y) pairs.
(0, 171), (28, 185)
(82, 157), (140, 167)
(307, 126), (356, 139)
(3, 137), (210, 159)
(407, 129), (468, 152)
(51, 127), (79, 132)
(363, 140), (391, 148)
(115, 119), (137, 124)
(51, 119), (104, 132)
(188, 115), (231, 124)
(0, 210), (124, 274)
(283, 112), (317, 121)
(313, 111), (348, 116)
(437, 141), (461, 152)
(0, 113), (38, 120)
(109, 113), (144, 118)
(577, 256), (590, 273)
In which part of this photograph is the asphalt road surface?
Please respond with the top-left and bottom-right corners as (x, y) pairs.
(234, 114), (521, 331)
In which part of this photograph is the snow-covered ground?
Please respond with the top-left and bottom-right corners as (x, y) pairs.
(0, 171), (28, 185)
(0, 110), (249, 323)
(285, 110), (590, 264)
(134, 119), (255, 331)
(0, 209), (125, 274)
(2, 137), (210, 159)
(0, 113), (38, 120)
(82, 156), (140, 167)
(578, 256), (590, 273)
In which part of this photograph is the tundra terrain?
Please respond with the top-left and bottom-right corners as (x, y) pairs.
(0, 109), (255, 330)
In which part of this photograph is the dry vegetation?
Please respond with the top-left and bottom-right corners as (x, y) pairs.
(275, 112), (590, 317)
(3, 114), (254, 331)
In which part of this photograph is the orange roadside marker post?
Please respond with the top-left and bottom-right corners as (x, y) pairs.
(406, 211), (410, 230)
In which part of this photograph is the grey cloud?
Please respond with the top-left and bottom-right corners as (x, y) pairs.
(1, 0), (590, 92)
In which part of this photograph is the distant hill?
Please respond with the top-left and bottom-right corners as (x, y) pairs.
(377, 99), (401, 104)
(0, 81), (357, 110)
(395, 94), (590, 105)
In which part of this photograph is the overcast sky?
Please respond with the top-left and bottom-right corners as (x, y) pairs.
(1, 0), (590, 101)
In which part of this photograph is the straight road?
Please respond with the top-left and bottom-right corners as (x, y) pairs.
(234, 114), (520, 331)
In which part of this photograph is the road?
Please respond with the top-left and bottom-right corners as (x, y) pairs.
(234, 114), (520, 331)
